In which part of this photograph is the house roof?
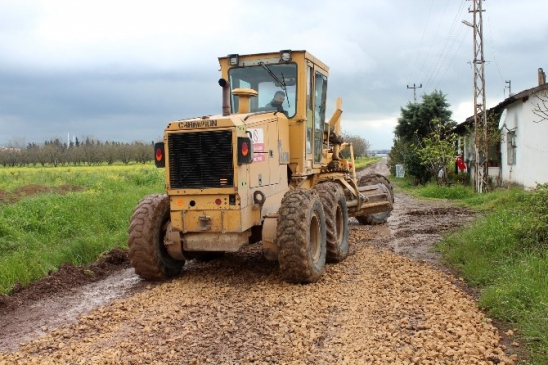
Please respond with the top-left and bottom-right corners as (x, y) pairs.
(454, 82), (548, 133)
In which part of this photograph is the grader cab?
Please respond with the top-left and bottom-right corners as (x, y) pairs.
(128, 50), (394, 283)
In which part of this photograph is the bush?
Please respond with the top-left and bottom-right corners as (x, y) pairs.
(514, 183), (548, 250)
(452, 172), (470, 186)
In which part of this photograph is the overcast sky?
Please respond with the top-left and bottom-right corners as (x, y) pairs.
(1, 0), (547, 150)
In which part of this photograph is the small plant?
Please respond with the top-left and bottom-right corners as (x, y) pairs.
(453, 172), (471, 186)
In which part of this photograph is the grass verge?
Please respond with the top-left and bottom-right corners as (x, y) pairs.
(396, 178), (548, 364)
(0, 164), (164, 295)
(354, 156), (381, 170)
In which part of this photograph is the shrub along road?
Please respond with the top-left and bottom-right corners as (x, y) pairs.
(0, 159), (517, 364)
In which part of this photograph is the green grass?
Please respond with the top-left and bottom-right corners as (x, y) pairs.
(393, 176), (527, 210)
(0, 164), (165, 295)
(354, 156), (381, 170)
(401, 180), (548, 364)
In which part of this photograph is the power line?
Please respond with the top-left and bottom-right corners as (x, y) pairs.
(422, 0), (468, 93)
(416, 0), (452, 82)
(408, 0), (435, 83)
(432, 26), (471, 92)
(485, 6), (506, 85)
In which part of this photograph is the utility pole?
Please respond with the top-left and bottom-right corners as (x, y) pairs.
(463, 0), (488, 193)
(505, 80), (512, 96)
(407, 83), (422, 103)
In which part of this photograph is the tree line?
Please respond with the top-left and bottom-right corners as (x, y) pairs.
(1, 131), (372, 168)
(0, 137), (154, 167)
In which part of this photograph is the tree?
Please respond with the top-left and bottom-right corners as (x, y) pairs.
(532, 88), (548, 123)
(389, 138), (432, 185)
(340, 133), (370, 158)
(394, 90), (455, 142)
(0, 136), (156, 167)
(391, 90), (456, 184)
(415, 119), (458, 185)
(133, 142), (153, 164)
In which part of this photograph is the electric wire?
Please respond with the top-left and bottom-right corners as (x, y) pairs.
(432, 25), (471, 92)
(485, 6), (506, 90)
(415, 0), (452, 84)
(423, 0), (467, 94)
(407, 0), (434, 85)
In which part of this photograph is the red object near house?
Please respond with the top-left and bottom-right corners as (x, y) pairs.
(456, 156), (466, 171)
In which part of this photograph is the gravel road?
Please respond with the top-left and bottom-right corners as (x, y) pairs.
(0, 159), (516, 364)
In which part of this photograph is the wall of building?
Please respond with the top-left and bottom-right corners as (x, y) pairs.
(500, 92), (548, 189)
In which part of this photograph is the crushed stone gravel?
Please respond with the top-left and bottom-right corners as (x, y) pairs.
(0, 233), (513, 364)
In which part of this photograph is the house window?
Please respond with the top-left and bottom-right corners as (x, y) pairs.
(507, 131), (516, 165)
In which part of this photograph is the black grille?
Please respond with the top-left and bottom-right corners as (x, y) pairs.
(168, 130), (234, 189)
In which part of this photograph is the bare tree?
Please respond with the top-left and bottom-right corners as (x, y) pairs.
(532, 89), (548, 123)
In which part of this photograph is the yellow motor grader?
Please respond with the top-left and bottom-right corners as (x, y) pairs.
(128, 50), (394, 283)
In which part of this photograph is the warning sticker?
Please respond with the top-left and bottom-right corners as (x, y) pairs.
(248, 128), (265, 163)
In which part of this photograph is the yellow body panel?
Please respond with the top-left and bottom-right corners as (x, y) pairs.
(156, 50), (392, 255)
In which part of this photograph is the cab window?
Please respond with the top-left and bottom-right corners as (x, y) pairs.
(228, 63), (297, 118)
(314, 72), (327, 163)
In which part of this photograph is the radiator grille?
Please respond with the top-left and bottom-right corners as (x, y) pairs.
(168, 130), (234, 189)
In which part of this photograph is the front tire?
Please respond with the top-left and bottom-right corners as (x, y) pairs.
(356, 174), (394, 225)
(127, 194), (184, 280)
(315, 182), (349, 263)
(277, 189), (327, 283)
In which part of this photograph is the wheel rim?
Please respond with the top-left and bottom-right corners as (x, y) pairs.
(156, 211), (179, 266)
(310, 213), (321, 262)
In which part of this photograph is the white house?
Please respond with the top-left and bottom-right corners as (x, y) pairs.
(498, 72), (548, 189)
(454, 68), (548, 189)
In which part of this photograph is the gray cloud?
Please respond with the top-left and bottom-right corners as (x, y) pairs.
(1, 0), (548, 150)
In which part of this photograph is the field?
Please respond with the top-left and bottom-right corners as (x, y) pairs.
(0, 164), (164, 295)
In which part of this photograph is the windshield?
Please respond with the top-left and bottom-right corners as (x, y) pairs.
(228, 63), (297, 118)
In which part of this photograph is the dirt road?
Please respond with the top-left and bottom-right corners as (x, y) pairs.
(0, 159), (516, 364)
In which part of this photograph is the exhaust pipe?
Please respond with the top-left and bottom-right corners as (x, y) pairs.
(218, 78), (231, 116)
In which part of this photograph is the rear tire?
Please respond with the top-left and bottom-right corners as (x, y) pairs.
(356, 174), (394, 225)
(277, 189), (327, 283)
(127, 194), (184, 280)
(315, 182), (349, 263)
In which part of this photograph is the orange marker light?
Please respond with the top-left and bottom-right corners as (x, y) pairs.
(241, 142), (249, 156)
(155, 148), (163, 162)
(153, 142), (165, 168)
(177, 199), (183, 206)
